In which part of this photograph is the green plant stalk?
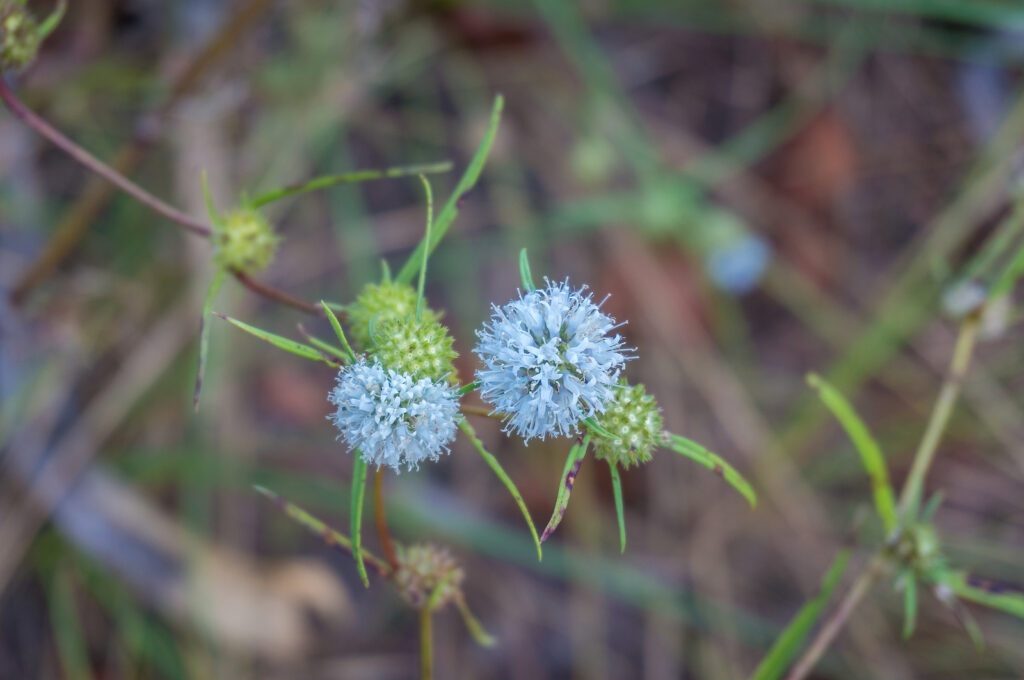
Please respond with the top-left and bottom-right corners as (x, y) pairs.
(897, 314), (981, 520)
(420, 608), (433, 680)
(783, 314), (982, 680)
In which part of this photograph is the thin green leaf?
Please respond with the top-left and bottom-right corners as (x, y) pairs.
(396, 95), (504, 285)
(37, 0), (67, 39)
(427, 569), (459, 612)
(583, 416), (616, 440)
(320, 301), (356, 362)
(380, 259), (392, 283)
(608, 461), (626, 553)
(249, 161), (452, 208)
(749, 548), (852, 680)
(297, 324), (349, 362)
(253, 485), (389, 575)
(455, 594), (497, 648)
(200, 170), (223, 227)
(541, 435), (591, 543)
(806, 373), (897, 532)
(416, 174), (434, 318)
(519, 248), (536, 292)
(902, 571), (918, 639)
(458, 419), (542, 560)
(458, 380), (481, 397)
(214, 313), (336, 364)
(665, 433), (757, 508)
(194, 268), (227, 411)
(943, 571), (1024, 620)
(920, 491), (944, 523)
(350, 457), (370, 587)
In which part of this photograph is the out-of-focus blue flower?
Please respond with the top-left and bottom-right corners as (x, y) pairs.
(328, 359), (460, 472)
(707, 234), (771, 294)
(474, 279), (629, 442)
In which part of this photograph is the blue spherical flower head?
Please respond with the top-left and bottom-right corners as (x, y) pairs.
(474, 279), (630, 442)
(329, 359), (460, 472)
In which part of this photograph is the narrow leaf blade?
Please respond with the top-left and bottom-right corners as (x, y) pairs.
(350, 457), (370, 587)
(807, 373), (897, 532)
(519, 248), (536, 292)
(608, 461), (627, 553)
(396, 95), (504, 285)
(194, 268), (227, 410)
(320, 301), (356, 362)
(541, 435), (590, 544)
(249, 161), (453, 208)
(665, 433), (757, 507)
(459, 419), (542, 560)
(214, 313), (334, 364)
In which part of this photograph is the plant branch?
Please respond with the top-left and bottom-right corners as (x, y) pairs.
(0, 79), (210, 236)
(897, 314), (981, 518)
(420, 608), (434, 680)
(232, 272), (323, 316)
(374, 468), (400, 572)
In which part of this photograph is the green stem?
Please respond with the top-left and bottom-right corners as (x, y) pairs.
(420, 608), (433, 680)
(897, 314), (981, 520)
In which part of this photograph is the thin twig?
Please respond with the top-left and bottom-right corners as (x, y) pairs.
(9, 0), (275, 302)
(0, 79), (210, 236)
(374, 468), (400, 572)
(232, 272), (323, 316)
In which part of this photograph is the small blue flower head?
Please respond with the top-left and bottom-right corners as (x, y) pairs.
(328, 359), (460, 472)
(474, 278), (630, 442)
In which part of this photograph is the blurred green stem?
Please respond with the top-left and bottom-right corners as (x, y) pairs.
(420, 608), (433, 680)
(785, 313), (982, 680)
(897, 314), (981, 519)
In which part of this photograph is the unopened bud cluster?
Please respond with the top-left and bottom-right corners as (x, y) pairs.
(347, 281), (441, 350)
(393, 543), (464, 610)
(1, 1), (40, 71)
(592, 382), (663, 468)
(372, 314), (458, 382)
(212, 208), (280, 275)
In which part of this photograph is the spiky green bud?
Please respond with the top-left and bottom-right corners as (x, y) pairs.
(371, 314), (457, 382)
(347, 280), (441, 350)
(212, 208), (280, 275)
(393, 543), (464, 611)
(592, 382), (663, 468)
(1, 1), (40, 72)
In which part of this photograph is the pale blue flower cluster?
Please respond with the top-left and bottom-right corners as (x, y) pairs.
(474, 279), (629, 442)
(328, 360), (460, 472)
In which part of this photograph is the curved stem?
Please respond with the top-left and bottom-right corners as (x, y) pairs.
(0, 79), (210, 237)
(374, 468), (400, 572)
(420, 608), (434, 680)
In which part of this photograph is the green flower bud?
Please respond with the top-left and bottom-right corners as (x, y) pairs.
(212, 208), (280, 275)
(592, 382), (663, 468)
(1, 1), (40, 72)
(347, 280), (440, 350)
(371, 314), (457, 382)
(393, 543), (464, 611)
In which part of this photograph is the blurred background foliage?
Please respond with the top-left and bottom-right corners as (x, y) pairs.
(2, 0), (1024, 678)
